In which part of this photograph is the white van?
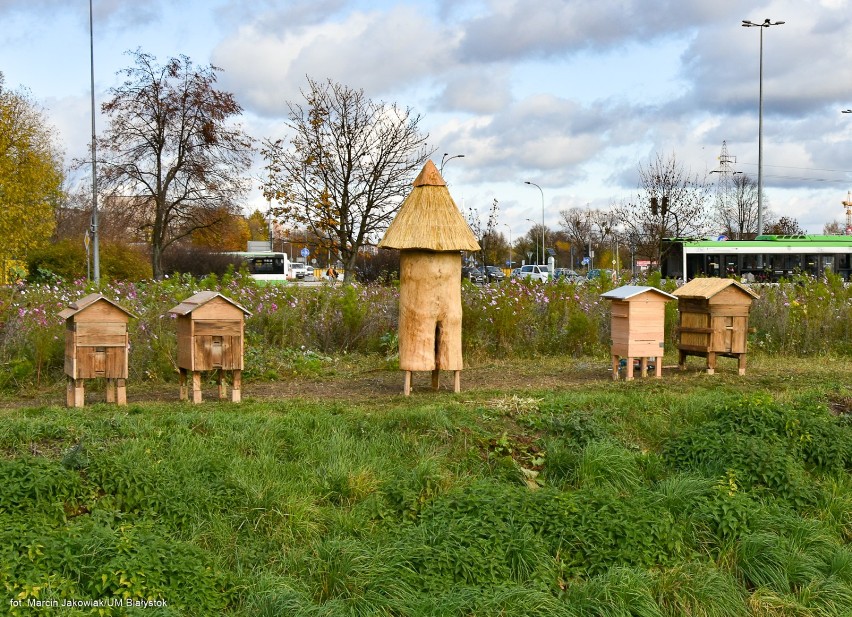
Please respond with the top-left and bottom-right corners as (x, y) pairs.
(518, 264), (551, 282)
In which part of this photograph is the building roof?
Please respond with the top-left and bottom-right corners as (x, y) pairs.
(168, 291), (252, 316)
(671, 277), (760, 300)
(600, 285), (676, 301)
(58, 293), (137, 320)
(377, 160), (480, 252)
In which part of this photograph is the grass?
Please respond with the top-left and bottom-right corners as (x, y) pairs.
(2, 355), (852, 615)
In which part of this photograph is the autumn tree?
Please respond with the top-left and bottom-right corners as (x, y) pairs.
(190, 207), (251, 252)
(94, 50), (254, 279)
(766, 216), (804, 236)
(558, 206), (617, 269)
(0, 74), (63, 280)
(614, 153), (712, 270)
(262, 78), (432, 281)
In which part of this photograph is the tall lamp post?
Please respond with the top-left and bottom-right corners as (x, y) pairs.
(742, 17), (785, 238)
(502, 223), (512, 269)
(89, 0), (100, 285)
(525, 218), (539, 264)
(440, 152), (464, 174)
(524, 181), (544, 265)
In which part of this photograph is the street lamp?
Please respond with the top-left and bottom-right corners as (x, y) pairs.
(525, 181), (545, 265)
(440, 153), (464, 174)
(525, 218), (539, 264)
(89, 0), (100, 285)
(742, 17), (785, 237)
(502, 223), (512, 269)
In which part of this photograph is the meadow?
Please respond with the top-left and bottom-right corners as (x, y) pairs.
(1, 273), (852, 616)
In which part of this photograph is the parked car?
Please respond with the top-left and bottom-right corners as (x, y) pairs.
(554, 268), (582, 282)
(461, 266), (485, 284)
(517, 264), (551, 282)
(510, 268), (521, 278)
(484, 266), (506, 283)
(290, 263), (309, 280)
(586, 268), (615, 281)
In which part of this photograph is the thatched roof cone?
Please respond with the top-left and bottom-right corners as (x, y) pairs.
(378, 160), (480, 252)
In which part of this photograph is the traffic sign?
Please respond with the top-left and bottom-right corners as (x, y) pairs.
(300, 247), (310, 258)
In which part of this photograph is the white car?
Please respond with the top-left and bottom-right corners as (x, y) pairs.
(290, 263), (309, 280)
(517, 264), (551, 282)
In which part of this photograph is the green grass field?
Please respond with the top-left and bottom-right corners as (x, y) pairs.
(2, 355), (852, 616)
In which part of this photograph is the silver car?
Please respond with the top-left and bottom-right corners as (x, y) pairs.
(517, 264), (551, 282)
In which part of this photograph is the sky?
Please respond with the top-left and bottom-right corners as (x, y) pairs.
(1, 0), (851, 241)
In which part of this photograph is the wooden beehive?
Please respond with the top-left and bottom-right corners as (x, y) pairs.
(377, 160), (480, 395)
(168, 291), (251, 403)
(601, 285), (676, 380)
(672, 278), (759, 375)
(59, 293), (136, 407)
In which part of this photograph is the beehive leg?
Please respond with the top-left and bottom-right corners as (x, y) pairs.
(640, 357), (648, 378)
(432, 369), (440, 391)
(105, 379), (116, 403)
(611, 355), (620, 380)
(231, 370), (242, 403)
(179, 368), (188, 401)
(217, 368), (227, 400)
(625, 357), (635, 381)
(654, 357), (663, 378)
(738, 354), (746, 376)
(192, 371), (202, 404)
(706, 352), (716, 375)
(678, 350), (687, 371)
(453, 370), (461, 393)
(67, 377), (85, 408)
(116, 379), (127, 405)
(403, 371), (412, 396)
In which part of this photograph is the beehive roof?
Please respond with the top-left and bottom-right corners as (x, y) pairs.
(58, 293), (137, 320)
(600, 285), (676, 301)
(377, 160), (480, 252)
(168, 291), (252, 316)
(672, 278), (759, 300)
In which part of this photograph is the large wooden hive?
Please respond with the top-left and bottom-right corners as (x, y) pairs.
(378, 160), (480, 395)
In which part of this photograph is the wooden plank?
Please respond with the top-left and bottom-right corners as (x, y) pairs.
(72, 303), (129, 323)
(192, 297), (245, 321)
(193, 320), (242, 336)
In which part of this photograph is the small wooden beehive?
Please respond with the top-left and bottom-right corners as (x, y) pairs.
(601, 285), (676, 380)
(59, 293), (136, 407)
(672, 278), (759, 375)
(168, 291), (251, 403)
(377, 160), (480, 395)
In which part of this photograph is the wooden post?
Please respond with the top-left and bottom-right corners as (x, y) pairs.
(179, 368), (188, 401)
(192, 371), (202, 404)
(404, 371), (412, 396)
(217, 368), (227, 400)
(231, 370), (241, 403)
(640, 357), (648, 378)
(67, 377), (85, 408)
(707, 352), (716, 375)
(453, 370), (460, 393)
(105, 379), (116, 403)
(116, 379), (127, 405)
(432, 368), (440, 391)
(654, 357), (662, 378)
(625, 357), (634, 381)
(611, 356), (620, 380)
(738, 354), (746, 376)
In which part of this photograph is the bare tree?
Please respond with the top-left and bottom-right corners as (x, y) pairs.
(713, 173), (765, 239)
(824, 220), (845, 235)
(615, 153), (713, 269)
(94, 50), (254, 279)
(558, 206), (616, 269)
(262, 78), (432, 282)
(766, 216), (804, 236)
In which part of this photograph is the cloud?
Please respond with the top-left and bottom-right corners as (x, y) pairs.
(213, 5), (455, 117)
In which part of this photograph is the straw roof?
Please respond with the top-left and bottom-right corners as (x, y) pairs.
(378, 160), (480, 252)
(672, 278), (759, 300)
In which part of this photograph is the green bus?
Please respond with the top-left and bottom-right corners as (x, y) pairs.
(661, 235), (852, 282)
